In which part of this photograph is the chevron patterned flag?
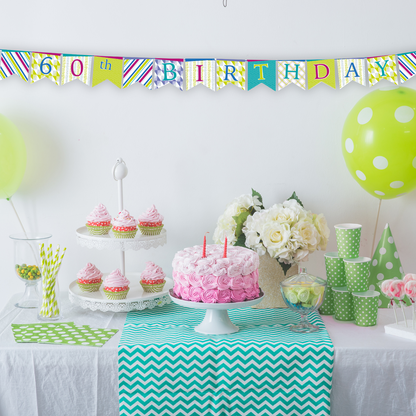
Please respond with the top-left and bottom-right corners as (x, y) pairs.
(154, 59), (184, 90)
(119, 304), (334, 416)
(367, 55), (398, 87)
(0, 50), (31, 82)
(123, 58), (153, 89)
(185, 59), (215, 91)
(277, 61), (306, 90)
(30, 52), (61, 85)
(397, 52), (416, 83)
(337, 58), (366, 88)
(216, 60), (246, 90)
(247, 60), (276, 91)
(61, 55), (93, 86)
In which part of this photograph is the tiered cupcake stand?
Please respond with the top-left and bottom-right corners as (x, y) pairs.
(68, 158), (172, 312)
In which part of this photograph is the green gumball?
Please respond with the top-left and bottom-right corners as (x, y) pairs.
(342, 87), (416, 199)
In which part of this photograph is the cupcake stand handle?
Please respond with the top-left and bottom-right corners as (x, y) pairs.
(112, 158), (128, 276)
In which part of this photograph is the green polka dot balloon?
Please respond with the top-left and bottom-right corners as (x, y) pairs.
(342, 87), (416, 199)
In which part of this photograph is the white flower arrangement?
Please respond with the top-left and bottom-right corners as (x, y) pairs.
(213, 190), (329, 274)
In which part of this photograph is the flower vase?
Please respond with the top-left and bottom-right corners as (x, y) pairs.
(253, 252), (298, 309)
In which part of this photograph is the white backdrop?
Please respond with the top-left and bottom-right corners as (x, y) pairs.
(1, 0), (416, 310)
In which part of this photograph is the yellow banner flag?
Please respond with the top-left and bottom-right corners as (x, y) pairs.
(307, 59), (336, 90)
(92, 56), (123, 88)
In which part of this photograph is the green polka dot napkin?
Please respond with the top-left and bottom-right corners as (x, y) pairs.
(324, 252), (347, 287)
(352, 291), (380, 326)
(332, 287), (354, 321)
(344, 257), (371, 292)
(334, 224), (361, 259)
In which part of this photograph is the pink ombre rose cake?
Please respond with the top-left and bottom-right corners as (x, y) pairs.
(172, 245), (260, 304)
(103, 269), (130, 300)
(86, 203), (112, 235)
(77, 263), (103, 292)
(140, 261), (166, 293)
(138, 205), (164, 236)
(111, 210), (138, 239)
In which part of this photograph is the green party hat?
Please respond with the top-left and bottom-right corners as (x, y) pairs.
(369, 224), (406, 308)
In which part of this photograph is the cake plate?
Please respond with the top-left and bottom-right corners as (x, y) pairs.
(169, 289), (264, 335)
(69, 275), (173, 313)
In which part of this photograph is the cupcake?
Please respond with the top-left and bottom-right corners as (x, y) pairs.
(111, 210), (138, 239)
(86, 204), (112, 235)
(138, 205), (164, 236)
(77, 263), (103, 292)
(140, 262), (166, 293)
(103, 269), (130, 300)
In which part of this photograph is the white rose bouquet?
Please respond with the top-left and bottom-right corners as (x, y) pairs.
(213, 190), (329, 275)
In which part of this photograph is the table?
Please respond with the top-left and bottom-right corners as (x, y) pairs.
(1, 293), (415, 416)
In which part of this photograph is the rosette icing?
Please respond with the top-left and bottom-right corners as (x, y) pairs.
(111, 210), (138, 228)
(104, 269), (130, 288)
(77, 263), (103, 283)
(201, 289), (219, 303)
(138, 205), (164, 224)
(140, 262), (166, 282)
(87, 204), (111, 224)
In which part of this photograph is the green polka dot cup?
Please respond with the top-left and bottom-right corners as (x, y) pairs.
(318, 285), (335, 315)
(344, 257), (371, 293)
(325, 252), (347, 287)
(352, 290), (380, 327)
(332, 287), (354, 321)
(334, 223), (362, 259)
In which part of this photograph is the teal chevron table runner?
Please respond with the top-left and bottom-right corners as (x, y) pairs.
(118, 304), (334, 416)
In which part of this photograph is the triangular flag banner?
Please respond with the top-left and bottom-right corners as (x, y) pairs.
(337, 58), (366, 89)
(185, 59), (215, 91)
(247, 60), (276, 91)
(154, 59), (184, 90)
(30, 52), (61, 85)
(123, 58), (153, 89)
(307, 59), (336, 90)
(277, 61), (306, 90)
(397, 52), (416, 84)
(92, 56), (123, 88)
(216, 60), (246, 90)
(0, 50), (30, 82)
(61, 55), (93, 86)
(367, 55), (398, 87)
(369, 223), (405, 308)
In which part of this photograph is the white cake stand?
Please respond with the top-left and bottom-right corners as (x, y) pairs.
(169, 289), (264, 335)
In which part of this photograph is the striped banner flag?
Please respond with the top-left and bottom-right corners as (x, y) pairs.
(122, 58), (153, 89)
(337, 58), (366, 88)
(61, 55), (93, 86)
(185, 59), (215, 91)
(397, 52), (416, 83)
(0, 50), (31, 82)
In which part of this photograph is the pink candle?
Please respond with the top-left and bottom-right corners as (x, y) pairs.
(223, 236), (228, 258)
(202, 235), (207, 258)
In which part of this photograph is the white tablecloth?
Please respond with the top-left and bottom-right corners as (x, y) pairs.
(1, 293), (415, 416)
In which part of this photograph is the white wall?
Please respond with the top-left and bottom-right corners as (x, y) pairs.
(1, 0), (416, 310)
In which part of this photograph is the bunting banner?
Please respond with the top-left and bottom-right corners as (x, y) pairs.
(367, 55), (398, 87)
(30, 52), (61, 85)
(61, 55), (93, 86)
(277, 61), (306, 90)
(123, 58), (153, 89)
(216, 60), (246, 90)
(337, 58), (366, 89)
(307, 59), (336, 90)
(185, 59), (215, 91)
(92, 56), (123, 88)
(397, 52), (416, 83)
(247, 60), (276, 91)
(0, 50), (30, 82)
(154, 59), (184, 90)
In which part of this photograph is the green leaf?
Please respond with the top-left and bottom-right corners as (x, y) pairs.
(277, 259), (292, 276)
(232, 211), (250, 238)
(252, 188), (265, 210)
(233, 233), (247, 248)
(287, 191), (304, 208)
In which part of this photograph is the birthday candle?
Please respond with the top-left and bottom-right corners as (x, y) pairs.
(202, 235), (207, 258)
(223, 236), (228, 258)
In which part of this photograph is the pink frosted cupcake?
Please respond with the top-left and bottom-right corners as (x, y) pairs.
(86, 204), (112, 235)
(103, 269), (130, 300)
(138, 205), (164, 236)
(77, 263), (103, 292)
(140, 262), (166, 293)
(111, 210), (138, 239)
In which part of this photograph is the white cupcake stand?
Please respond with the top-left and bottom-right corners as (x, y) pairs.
(69, 158), (172, 312)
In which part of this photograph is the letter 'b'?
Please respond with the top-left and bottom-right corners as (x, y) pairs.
(163, 63), (177, 81)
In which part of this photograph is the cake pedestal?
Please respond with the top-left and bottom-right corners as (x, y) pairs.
(169, 290), (264, 335)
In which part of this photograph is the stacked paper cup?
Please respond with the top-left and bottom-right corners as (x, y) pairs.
(320, 224), (379, 326)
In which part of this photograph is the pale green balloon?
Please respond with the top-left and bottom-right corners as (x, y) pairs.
(0, 114), (26, 199)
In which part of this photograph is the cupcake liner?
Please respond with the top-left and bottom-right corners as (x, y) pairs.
(103, 288), (130, 300)
(352, 291), (380, 327)
(86, 224), (112, 236)
(138, 225), (164, 236)
(325, 252), (347, 287)
(332, 287), (354, 321)
(77, 281), (102, 292)
(318, 286), (335, 315)
(112, 228), (138, 239)
(140, 281), (166, 293)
